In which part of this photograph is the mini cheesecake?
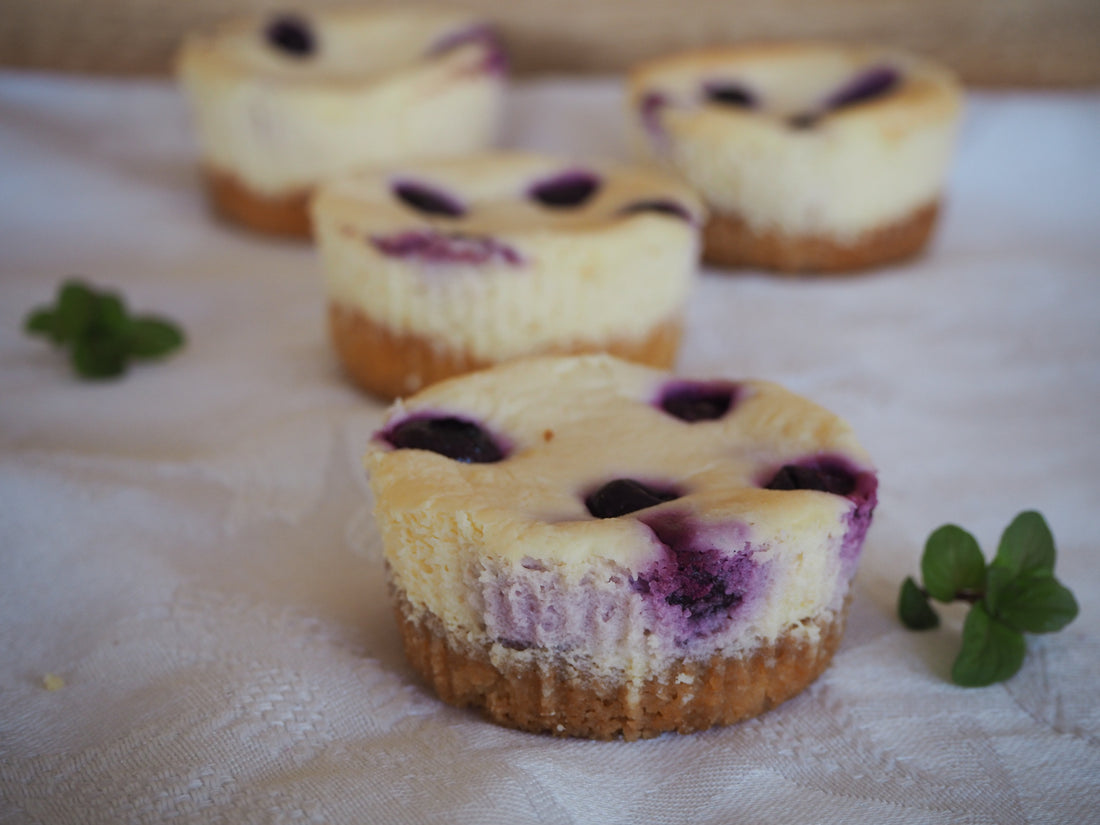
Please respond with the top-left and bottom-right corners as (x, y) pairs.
(366, 354), (878, 739)
(311, 153), (704, 398)
(176, 8), (506, 237)
(628, 42), (962, 273)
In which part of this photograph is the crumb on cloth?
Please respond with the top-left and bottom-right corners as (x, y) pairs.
(42, 673), (65, 691)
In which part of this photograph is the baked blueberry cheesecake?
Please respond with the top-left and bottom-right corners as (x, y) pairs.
(311, 153), (704, 398)
(366, 354), (878, 739)
(628, 42), (962, 273)
(176, 8), (506, 237)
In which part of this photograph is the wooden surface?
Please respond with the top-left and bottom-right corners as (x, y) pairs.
(1, 0), (1099, 86)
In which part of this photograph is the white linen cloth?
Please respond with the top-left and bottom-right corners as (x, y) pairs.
(1, 72), (1098, 824)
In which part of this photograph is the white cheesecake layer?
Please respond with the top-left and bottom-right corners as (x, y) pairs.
(312, 153), (703, 362)
(629, 43), (962, 240)
(177, 9), (505, 197)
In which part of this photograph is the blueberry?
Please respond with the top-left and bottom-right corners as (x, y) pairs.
(787, 113), (819, 130)
(704, 83), (756, 108)
(385, 415), (505, 463)
(764, 459), (856, 496)
(529, 171), (601, 209)
(619, 199), (692, 222)
(658, 381), (739, 423)
(585, 478), (681, 519)
(640, 92), (668, 131)
(393, 181), (465, 218)
(825, 65), (901, 110)
(265, 15), (315, 57)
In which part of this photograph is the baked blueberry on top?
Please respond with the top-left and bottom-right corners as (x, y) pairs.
(367, 354), (878, 739)
(311, 152), (704, 399)
(627, 42), (962, 273)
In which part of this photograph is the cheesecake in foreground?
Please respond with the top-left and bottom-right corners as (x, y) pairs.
(366, 355), (878, 738)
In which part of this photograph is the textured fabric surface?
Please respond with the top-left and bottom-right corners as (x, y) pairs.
(1, 74), (1099, 824)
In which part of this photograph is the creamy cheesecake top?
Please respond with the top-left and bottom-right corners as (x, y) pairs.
(312, 151), (705, 238)
(178, 8), (504, 86)
(629, 42), (959, 134)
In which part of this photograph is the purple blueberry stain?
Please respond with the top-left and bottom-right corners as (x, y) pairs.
(840, 466), (878, 572)
(264, 14), (315, 57)
(529, 170), (601, 209)
(788, 65), (902, 130)
(584, 478), (682, 519)
(639, 91), (671, 152)
(618, 199), (693, 223)
(381, 413), (507, 463)
(703, 81), (757, 109)
(825, 65), (901, 110)
(657, 379), (741, 423)
(392, 180), (465, 218)
(427, 23), (509, 75)
(762, 454), (879, 575)
(371, 230), (523, 266)
(634, 512), (761, 639)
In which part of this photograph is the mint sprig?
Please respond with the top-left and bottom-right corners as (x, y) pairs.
(24, 279), (184, 379)
(898, 511), (1077, 687)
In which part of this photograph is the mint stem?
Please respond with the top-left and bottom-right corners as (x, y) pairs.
(916, 585), (983, 605)
(955, 589), (984, 604)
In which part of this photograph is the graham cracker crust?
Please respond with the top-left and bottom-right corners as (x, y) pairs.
(703, 202), (940, 274)
(394, 592), (848, 740)
(328, 302), (683, 399)
(202, 168), (313, 239)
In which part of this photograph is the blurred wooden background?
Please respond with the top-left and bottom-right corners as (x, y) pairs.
(1, 0), (1098, 86)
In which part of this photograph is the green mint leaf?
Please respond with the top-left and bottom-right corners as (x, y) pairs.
(983, 564), (1012, 616)
(24, 308), (57, 337)
(26, 278), (185, 380)
(992, 511), (1055, 577)
(54, 280), (98, 344)
(126, 316), (185, 359)
(921, 524), (986, 602)
(987, 569), (1078, 634)
(93, 291), (129, 336)
(898, 576), (940, 630)
(71, 334), (129, 379)
(951, 603), (1026, 687)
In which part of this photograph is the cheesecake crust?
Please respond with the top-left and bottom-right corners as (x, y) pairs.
(329, 302), (683, 399)
(395, 591), (848, 740)
(703, 201), (940, 274)
(203, 168), (313, 239)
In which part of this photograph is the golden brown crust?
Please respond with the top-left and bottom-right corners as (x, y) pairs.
(394, 593), (848, 740)
(202, 168), (313, 239)
(703, 202), (939, 274)
(328, 302), (683, 400)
